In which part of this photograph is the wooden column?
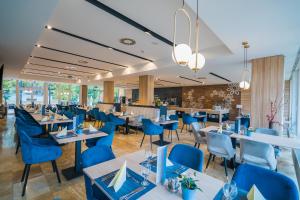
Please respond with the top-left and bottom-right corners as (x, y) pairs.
(139, 75), (154, 105)
(250, 55), (284, 130)
(80, 85), (88, 106)
(103, 81), (114, 103)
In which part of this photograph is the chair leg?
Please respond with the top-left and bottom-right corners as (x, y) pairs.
(15, 136), (20, 154)
(21, 164), (29, 182)
(170, 130), (172, 142)
(51, 160), (56, 172)
(194, 142), (197, 147)
(140, 134), (145, 148)
(175, 130), (179, 141)
(197, 143), (200, 148)
(22, 164), (31, 196)
(150, 135), (152, 150)
(51, 160), (61, 183)
(212, 155), (216, 162)
(206, 153), (213, 169)
(224, 158), (228, 177)
(181, 124), (185, 133)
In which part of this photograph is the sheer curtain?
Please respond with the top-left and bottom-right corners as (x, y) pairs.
(290, 67), (300, 137)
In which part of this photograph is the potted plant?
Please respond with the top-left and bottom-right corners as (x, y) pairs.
(179, 173), (202, 200)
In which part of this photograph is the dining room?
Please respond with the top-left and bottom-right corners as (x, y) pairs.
(1, 0), (300, 199)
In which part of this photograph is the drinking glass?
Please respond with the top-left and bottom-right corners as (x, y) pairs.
(144, 149), (153, 163)
(222, 181), (238, 200)
(141, 164), (150, 186)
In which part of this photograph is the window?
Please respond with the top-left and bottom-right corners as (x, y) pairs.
(2, 79), (16, 105)
(290, 65), (300, 137)
(19, 80), (44, 105)
(48, 83), (80, 105)
(88, 85), (103, 106)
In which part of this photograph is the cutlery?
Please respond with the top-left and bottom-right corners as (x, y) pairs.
(127, 173), (140, 185)
(119, 186), (145, 200)
(102, 172), (117, 182)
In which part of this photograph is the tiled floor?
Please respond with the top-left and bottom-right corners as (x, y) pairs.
(0, 113), (296, 199)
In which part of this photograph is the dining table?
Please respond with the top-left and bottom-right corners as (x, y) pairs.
(152, 120), (179, 146)
(201, 126), (300, 149)
(50, 129), (107, 180)
(83, 150), (223, 200)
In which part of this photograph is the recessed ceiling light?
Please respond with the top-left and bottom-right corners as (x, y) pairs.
(58, 72), (61, 74)
(46, 25), (52, 30)
(78, 60), (88, 64)
(107, 47), (114, 50)
(27, 62), (29, 64)
(120, 38), (136, 46)
(145, 31), (151, 36)
(36, 44), (41, 48)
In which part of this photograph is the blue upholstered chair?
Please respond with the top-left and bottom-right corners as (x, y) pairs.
(169, 144), (204, 172)
(95, 111), (108, 128)
(181, 113), (197, 133)
(256, 128), (281, 157)
(76, 108), (87, 120)
(107, 113), (125, 126)
(232, 164), (299, 200)
(195, 111), (207, 127)
(82, 145), (115, 200)
(240, 140), (277, 170)
(141, 119), (163, 149)
(15, 117), (44, 154)
(191, 122), (207, 148)
(206, 131), (236, 177)
(164, 114), (179, 142)
(18, 129), (62, 196)
(85, 122), (116, 148)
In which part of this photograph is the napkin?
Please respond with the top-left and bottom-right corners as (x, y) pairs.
(41, 116), (49, 122)
(247, 185), (265, 200)
(56, 127), (68, 137)
(55, 114), (63, 120)
(166, 158), (173, 167)
(108, 161), (127, 192)
(62, 115), (69, 120)
(89, 124), (98, 132)
(217, 124), (223, 133)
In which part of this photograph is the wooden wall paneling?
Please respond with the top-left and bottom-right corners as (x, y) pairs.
(241, 89), (251, 114)
(251, 55), (284, 130)
(103, 81), (114, 103)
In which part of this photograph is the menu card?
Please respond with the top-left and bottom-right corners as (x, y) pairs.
(156, 145), (168, 184)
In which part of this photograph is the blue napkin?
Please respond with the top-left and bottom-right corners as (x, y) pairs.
(95, 168), (155, 200)
(54, 131), (77, 139)
(140, 156), (188, 178)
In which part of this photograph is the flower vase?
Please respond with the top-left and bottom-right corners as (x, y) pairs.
(268, 121), (274, 129)
(182, 187), (196, 200)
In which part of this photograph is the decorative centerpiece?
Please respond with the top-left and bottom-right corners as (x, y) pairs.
(266, 97), (282, 129)
(179, 173), (202, 200)
(76, 123), (84, 134)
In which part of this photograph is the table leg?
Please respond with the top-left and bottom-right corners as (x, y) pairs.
(219, 113), (222, 124)
(125, 117), (129, 134)
(152, 132), (171, 146)
(61, 140), (83, 180)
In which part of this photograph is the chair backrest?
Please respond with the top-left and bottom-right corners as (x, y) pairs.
(142, 118), (161, 135)
(207, 131), (234, 158)
(82, 145), (115, 200)
(98, 111), (107, 121)
(191, 122), (203, 143)
(159, 106), (167, 116)
(256, 128), (279, 136)
(182, 113), (193, 124)
(232, 164), (299, 200)
(240, 140), (276, 170)
(169, 144), (204, 172)
(169, 114), (178, 121)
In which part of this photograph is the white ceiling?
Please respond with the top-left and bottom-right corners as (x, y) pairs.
(1, 0), (299, 88)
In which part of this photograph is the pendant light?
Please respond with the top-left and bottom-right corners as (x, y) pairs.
(172, 0), (192, 66)
(188, 0), (205, 72)
(239, 42), (250, 90)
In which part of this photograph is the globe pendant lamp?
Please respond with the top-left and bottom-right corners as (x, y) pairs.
(172, 0), (192, 66)
(239, 42), (250, 90)
(188, 0), (205, 72)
